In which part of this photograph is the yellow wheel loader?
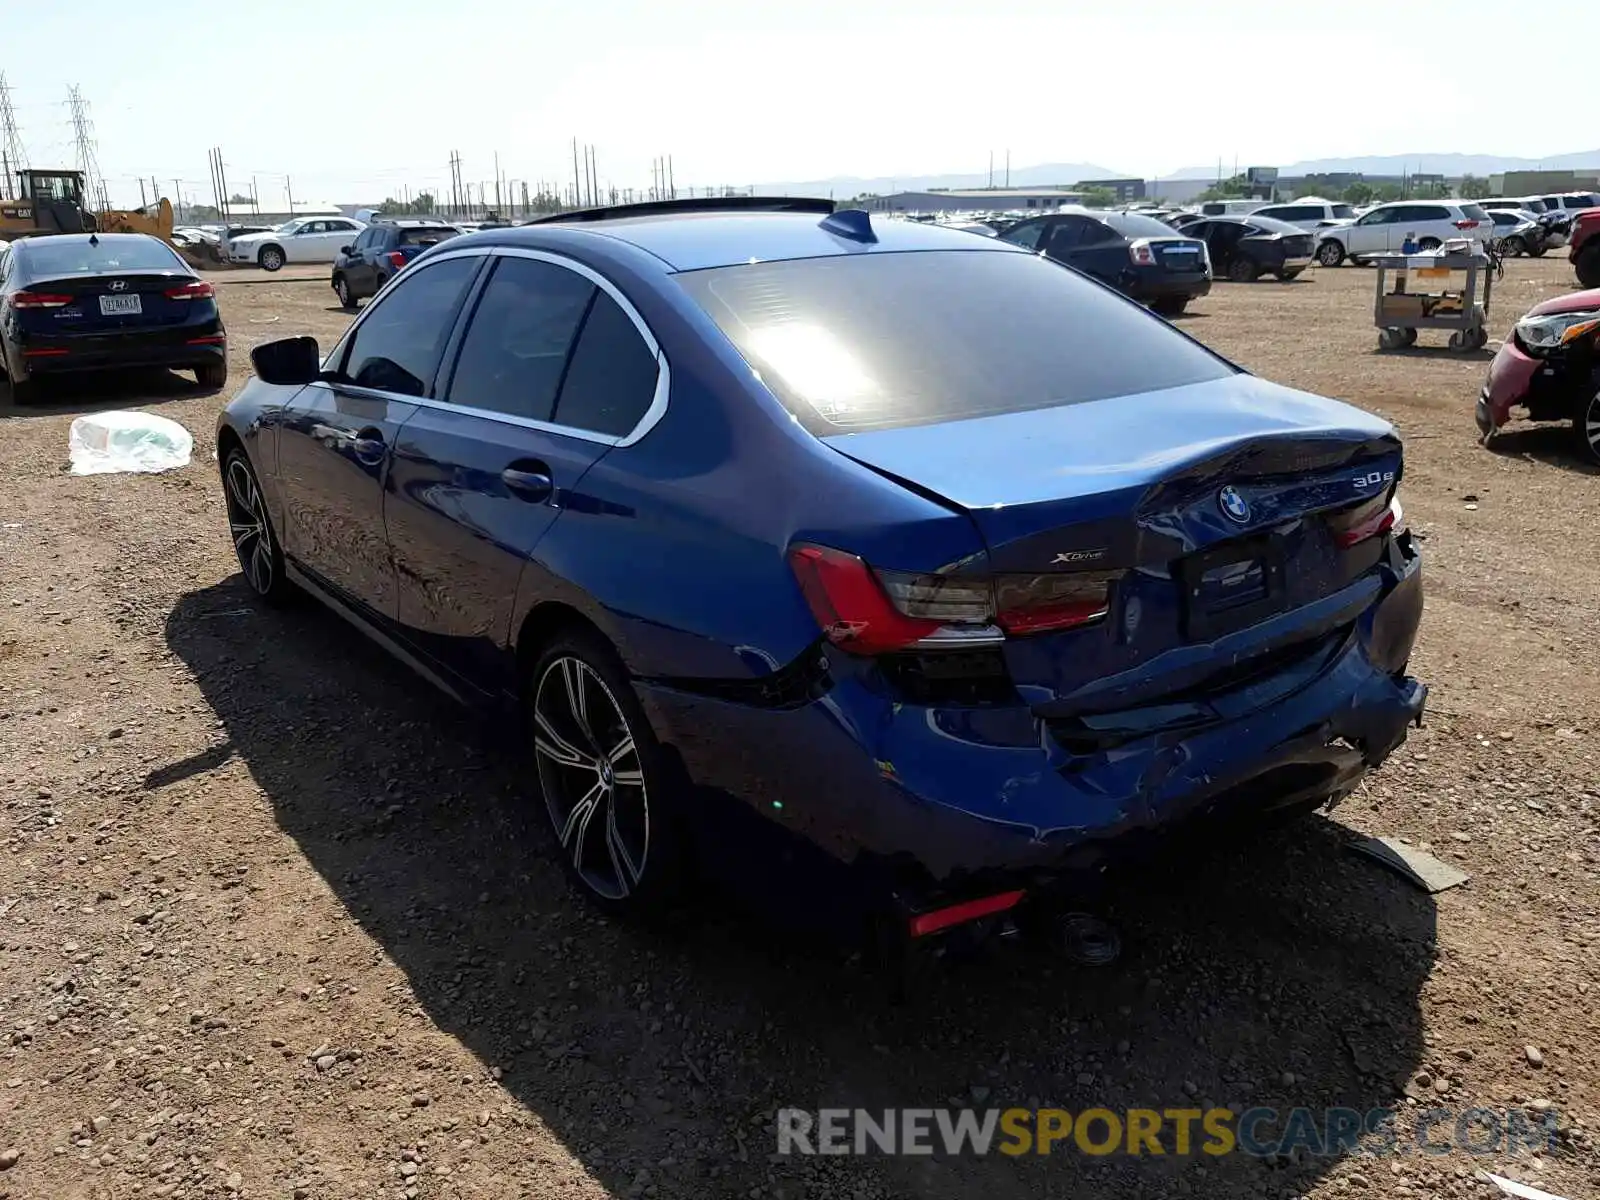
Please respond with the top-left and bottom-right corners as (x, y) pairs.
(1, 169), (209, 267)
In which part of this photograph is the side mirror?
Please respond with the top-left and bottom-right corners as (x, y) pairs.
(339, 245), (352, 255)
(251, 336), (322, 386)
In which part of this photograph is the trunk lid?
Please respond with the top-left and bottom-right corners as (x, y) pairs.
(12, 271), (206, 333)
(825, 375), (1402, 711)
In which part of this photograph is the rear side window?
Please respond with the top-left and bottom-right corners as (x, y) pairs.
(341, 255), (478, 396)
(20, 237), (184, 274)
(399, 227), (458, 247)
(551, 290), (660, 437)
(674, 249), (1235, 435)
(1331, 205), (1355, 218)
(1461, 205), (1489, 222)
(445, 257), (593, 420)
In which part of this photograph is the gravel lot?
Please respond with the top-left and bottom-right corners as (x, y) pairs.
(1, 257), (1596, 1200)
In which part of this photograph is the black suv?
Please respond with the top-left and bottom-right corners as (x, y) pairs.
(331, 219), (460, 307)
(998, 209), (1211, 316)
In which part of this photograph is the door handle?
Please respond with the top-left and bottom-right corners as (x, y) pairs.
(350, 427), (386, 465)
(501, 467), (553, 503)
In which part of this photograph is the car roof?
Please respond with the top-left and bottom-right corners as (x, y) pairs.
(459, 210), (1025, 272)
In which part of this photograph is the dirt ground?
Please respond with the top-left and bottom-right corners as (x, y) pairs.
(1, 256), (1597, 1200)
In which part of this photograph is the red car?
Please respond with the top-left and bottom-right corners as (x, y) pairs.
(1573, 209), (1600, 289)
(1478, 287), (1600, 462)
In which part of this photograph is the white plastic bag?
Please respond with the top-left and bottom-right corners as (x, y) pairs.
(68, 410), (193, 476)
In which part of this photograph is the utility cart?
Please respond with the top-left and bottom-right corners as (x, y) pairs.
(1369, 246), (1495, 353)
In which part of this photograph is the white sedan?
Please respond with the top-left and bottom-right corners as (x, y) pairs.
(228, 216), (366, 272)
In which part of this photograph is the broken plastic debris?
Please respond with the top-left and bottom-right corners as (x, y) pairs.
(1477, 1172), (1571, 1200)
(1344, 834), (1469, 893)
(68, 410), (193, 476)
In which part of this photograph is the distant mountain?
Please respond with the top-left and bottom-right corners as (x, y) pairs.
(758, 161), (1125, 198)
(1163, 151), (1600, 179)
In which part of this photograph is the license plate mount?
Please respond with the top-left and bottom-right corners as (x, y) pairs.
(1178, 534), (1289, 640)
(99, 294), (142, 316)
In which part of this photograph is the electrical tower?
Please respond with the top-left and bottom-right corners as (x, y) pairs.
(0, 72), (27, 185)
(66, 85), (109, 211)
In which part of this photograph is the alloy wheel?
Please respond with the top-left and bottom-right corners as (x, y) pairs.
(1583, 391), (1600, 464)
(533, 655), (649, 901)
(225, 457), (275, 595)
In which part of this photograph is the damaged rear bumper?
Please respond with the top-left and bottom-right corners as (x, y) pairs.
(636, 536), (1425, 920)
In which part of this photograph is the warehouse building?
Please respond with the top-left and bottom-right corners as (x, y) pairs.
(863, 187), (1082, 213)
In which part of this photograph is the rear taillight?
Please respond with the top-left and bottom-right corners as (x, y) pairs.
(165, 281), (215, 300)
(1128, 239), (1158, 266)
(994, 573), (1118, 634)
(788, 544), (1117, 655)
(387, 251), (407, 269)
(10, 290), (72, 309)
(1329, 493), (1402, 548)
(1453, 219), (1480, 230)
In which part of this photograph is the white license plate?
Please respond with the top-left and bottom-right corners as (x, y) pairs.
(99, 294), (142, 316)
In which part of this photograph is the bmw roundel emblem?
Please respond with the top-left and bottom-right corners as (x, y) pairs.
(1218, 486), (1251, 524)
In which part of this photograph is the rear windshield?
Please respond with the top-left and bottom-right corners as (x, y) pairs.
(398, 227), (458, 246)
(1099, 211), (1183, 239)
(21, 237), (184, 275)
(674, 250), (1235, 435)
(1461, 204), (1489, 221)
(1331, 204), (1355, 218)
(1243, 216), (1303, 236)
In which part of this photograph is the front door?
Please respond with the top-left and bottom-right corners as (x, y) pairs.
(385, 251), (663, 695)
(274, 253), (482, 616)
(1345, 208), (1393, 256)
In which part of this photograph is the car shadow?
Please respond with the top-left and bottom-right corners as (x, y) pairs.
(163, 577), (1436, 1200)
(0, 368), (220, 417)
(1487, 423), (1600, 475)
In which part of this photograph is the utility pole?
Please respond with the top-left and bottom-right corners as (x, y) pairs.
(572, 137), (582, 207)
(1004, 149), (1010, 188)
(251, 175), (259, 213)
(138, 178), (146, 207)
(284, 175), (294, 215)
(988, 150), (994, 189)
(0, 72), (28, 184)
(173, 179), (182, 222)
(667, 154), (675, 200)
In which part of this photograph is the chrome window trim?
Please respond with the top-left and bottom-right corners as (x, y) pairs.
(320, 244), (669, 448)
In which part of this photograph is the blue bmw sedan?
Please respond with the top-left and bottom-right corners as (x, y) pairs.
(217, 197), (1425, 941)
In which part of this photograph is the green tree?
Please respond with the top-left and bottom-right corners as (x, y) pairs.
(411, 191), (436, 214)
(1197, 174), (1249, 202)
(1412, 180), (1450, 200)
(1374, 183), (1403, 203)
(1458, 174), (1491, 200)
(1078, 186), (1115, 209)
(1342, 182), (1375, 206)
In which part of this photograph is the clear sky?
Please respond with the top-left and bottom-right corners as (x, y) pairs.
(6, 0), (1594, 209)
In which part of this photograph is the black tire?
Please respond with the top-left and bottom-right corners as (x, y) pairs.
(1505, 235), (1527, 257)
(527, 628), (686, 916)
(1418, 237), (1441, 252)
(221, 448), (292, 605)
(1276, 269), (1303, 281)
(1151, 297), (1188, 317)
(195, 360), (228, 390)
(1227, 258), (1257, 282)
(333, 274), (356, 308)
(2, 352), (37, 406)
(1527, 242), (1546, 258)
(1577, 243), (1600, 290)
(257, 245), (285, 272)
(1316, 240), (1345, 267)
(1574, 383), (1600, 466)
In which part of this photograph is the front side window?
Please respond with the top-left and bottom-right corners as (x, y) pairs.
(1357, 208), (1392, 226)
(674, 249), (1234, 436)
(339, 255), (479, 396)
(445, 257), (594, 421)
(1000, 220), (1046, 251)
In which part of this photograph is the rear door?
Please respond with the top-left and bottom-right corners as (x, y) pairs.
(385, 250), (664, 694)
(275, 252), (482, 615)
